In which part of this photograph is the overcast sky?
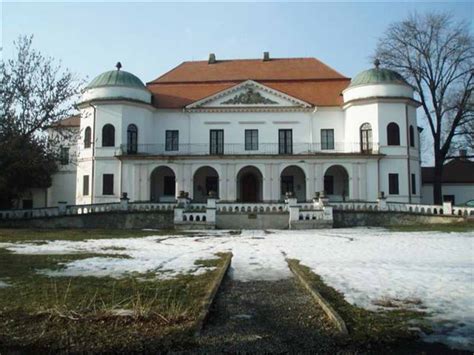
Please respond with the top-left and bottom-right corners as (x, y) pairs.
(2, 1), (472, 166)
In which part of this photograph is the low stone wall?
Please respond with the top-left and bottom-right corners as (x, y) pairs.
(216, 212), (289, 230)
(1, 209), (467, 230)
(290, 220), (333, 229)
(0, 211), (174, 230)
(334, 210), (466, 228)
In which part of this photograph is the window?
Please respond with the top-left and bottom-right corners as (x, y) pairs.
(324, 176), (334, 195)
(102, 174), (114, 195)
(84, 126), (92, 148)
(127, 124), (138, 154)
(83, 175), (90, 196)
(279, 129), (293, 154)
(163, 176), (175, 196)
(165, 130), (179, 151)
(443, 195), (455, 205)
(321, 129), (334, 150)
(281, 176), (294, 195)
(245, 129), (258, 151)
(387, 122), (400, 146)
(210, 130), (224, 155)
(388, 174), (399, 195)
(360, 123), (372, 153)
(409, 125), (415, 147)
(102, 124), (115, 147)
(59, 147), (69, 165)
(411, 173), (416, 195)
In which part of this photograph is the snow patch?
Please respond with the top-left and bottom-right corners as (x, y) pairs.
(0, 228), (472, 350)
(0, 280), (10, 288)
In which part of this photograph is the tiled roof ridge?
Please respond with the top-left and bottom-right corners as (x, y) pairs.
(147, 77), (351, 86)
(149, 57), (349, 84)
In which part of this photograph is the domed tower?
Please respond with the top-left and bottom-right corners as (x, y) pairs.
(81, 63), (151, 104)
(76, 63), (153, 205)
(342, 60), (421, 203)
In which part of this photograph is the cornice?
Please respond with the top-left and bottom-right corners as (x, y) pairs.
(343, 96), (421, 109)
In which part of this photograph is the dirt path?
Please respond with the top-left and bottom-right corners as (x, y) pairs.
(196, 277), (340, 353)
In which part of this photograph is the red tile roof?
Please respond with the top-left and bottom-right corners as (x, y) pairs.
(422, 159), (474, 184)
(147, 58), (350, 108)
(50, 114), (81, 128)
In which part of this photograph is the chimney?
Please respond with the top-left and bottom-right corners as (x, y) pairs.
(263, 51), (270, 61)
(459, 149), (467, 160)
(208, 53), (216, 64)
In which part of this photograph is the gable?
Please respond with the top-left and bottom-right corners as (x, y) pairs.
(185, 80), (312, 110)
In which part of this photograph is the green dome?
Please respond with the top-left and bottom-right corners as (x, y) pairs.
(349, 67), (409, 87)
(86, 67), (146, 90)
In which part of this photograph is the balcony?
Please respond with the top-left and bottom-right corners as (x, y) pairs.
(116, 142), (378, 156)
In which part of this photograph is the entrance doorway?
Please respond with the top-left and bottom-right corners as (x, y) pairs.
(324, 165), (349, 201)
(193, 166), (219, 202)
(237, 166), (263, 202)
(241, 173), (258, 202)
(150, 166), (176, 202)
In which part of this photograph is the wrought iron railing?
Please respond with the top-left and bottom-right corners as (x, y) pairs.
(117, 142), (378, 156)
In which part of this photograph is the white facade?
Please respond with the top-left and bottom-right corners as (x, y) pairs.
(72, 66), (422, 206)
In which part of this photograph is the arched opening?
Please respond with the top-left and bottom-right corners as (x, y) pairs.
(150, 166), (176, 202)
(193, 166), (219, 203)
(324, 165), (349, 201)
(127, 124), (138, 154)
(236, 166), (263, 202)
(102, 124), (115, 147)
(84, 126), (92, 148)
(387, 122), (400, 146)
(360, 122), (372, 153)
(280, 165), (306, 202)
(409, 125), (415, 147)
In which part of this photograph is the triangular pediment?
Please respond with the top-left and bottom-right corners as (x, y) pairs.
(185, 80), (312, 109)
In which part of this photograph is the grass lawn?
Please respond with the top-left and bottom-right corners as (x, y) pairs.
(0, 228), (228, 352)
(0, 228), (181, 242)
(286, 259), (430, 348)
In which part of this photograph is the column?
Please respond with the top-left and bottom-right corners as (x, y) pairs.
(226, 163), (236, 201)
(176, 163), (184, 198)
(315, 163), (324, 194)
(358, 163), (367, 201)
(350, 163), (359, 200)
(181, 164), (192, 199)
(270, 163), (280, 202)
(262, 163), (272, 202)
(306, 162), (315, 200)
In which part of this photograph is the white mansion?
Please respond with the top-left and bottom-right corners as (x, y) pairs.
(31, 54), (424, 208)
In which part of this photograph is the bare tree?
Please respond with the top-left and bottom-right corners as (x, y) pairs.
(1, 35), (83, 138)
(0, 35), (84, 208)
(374, 12), (473, 204)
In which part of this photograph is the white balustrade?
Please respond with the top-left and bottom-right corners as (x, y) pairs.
(298, 210), (325, 221)
(329, 202), (379, 211)
(182, 211), (207, 223)
(128, 202), (176, 212)
(217, 203), (287, 213)
(1, 198), (472, 222)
